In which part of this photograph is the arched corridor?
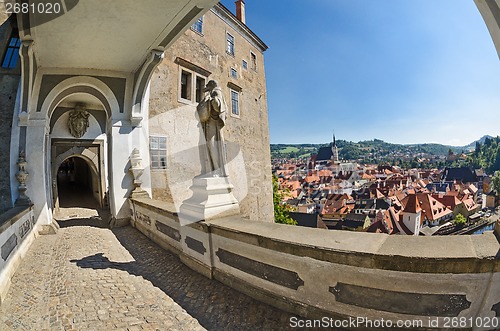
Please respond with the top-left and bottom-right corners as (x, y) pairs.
(57, 157), (99, 209)
(53, 155), (110, 225)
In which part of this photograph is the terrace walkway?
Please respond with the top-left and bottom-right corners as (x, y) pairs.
(0, 200), (296, 330)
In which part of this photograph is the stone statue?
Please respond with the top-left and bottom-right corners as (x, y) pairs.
(197, 80), (228, 176)
(68, 104), (90, 138)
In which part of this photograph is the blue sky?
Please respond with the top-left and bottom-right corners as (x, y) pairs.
(220, 0), (500, 146)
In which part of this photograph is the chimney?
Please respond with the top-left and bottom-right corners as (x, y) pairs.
(235, 0), (246, 24)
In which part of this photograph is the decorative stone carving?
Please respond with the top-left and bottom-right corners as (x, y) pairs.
(129, 148), (149, 198)
(68, 104), (90, 138)
(197, 80), (228, 177)
(179, 79), (240, 224)
(15, 150), (31, 206)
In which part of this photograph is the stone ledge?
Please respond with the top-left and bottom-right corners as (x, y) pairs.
(131, 198), (178, 221)
(0, 206), (33, 235)
(130, 198), (500, 273)
(205, 216), (500, 274)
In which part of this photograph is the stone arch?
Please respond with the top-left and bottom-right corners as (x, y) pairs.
(54, 147), (99, 176)
(39, 76), (120, 121)
(51, 142), (107, 210)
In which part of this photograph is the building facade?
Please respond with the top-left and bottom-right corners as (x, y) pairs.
(0, 0), (273, 231)
(148, 3), (273, 222)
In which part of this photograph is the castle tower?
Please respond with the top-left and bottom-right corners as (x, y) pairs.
(331, 132), (339, 163)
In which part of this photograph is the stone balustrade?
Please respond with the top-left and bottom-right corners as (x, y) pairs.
(0, 206), (35, 304)
(130, 197), (500, 330)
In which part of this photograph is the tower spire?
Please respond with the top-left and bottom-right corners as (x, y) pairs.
(331, 130), (339, 163)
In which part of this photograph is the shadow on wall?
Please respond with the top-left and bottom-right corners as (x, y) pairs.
(69, 226), (298, 331)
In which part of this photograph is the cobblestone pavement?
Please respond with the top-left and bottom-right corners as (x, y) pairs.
(0, 207), (298, 330)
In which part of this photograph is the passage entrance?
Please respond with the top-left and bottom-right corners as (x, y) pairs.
(57, 157), (99, 209)
(51, 139), (107, 213)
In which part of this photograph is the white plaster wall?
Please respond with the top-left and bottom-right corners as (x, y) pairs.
(9, 82), (21, 206)
(25, 123), (51, 225)
(51, 112), (105, 140)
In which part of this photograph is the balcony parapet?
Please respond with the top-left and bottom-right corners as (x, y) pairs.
(0, 205), (35, 305)
(130, 197), (500, 329)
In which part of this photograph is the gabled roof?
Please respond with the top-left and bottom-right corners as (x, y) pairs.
(316, 146), (333, 161)
(366, 207), (400, 234)
(432, 193), (461, 210)
(442, 167), (477, 183)
(401, 194), (422, 213)
(461, 197), (478, 212)
(416, 193), (453, 221)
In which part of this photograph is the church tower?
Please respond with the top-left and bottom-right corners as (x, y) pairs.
(331, 131), (339, 163)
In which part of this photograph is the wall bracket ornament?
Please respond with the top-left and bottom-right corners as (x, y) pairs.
(68, 104), (90, 138)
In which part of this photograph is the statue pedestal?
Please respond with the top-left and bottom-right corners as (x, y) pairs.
(179, 176), (240, 225)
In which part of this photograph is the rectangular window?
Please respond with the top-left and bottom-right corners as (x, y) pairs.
(191, 16), (203, 34)
(195, 75), (205, 103)
(226, 32), (235, 56)
(150, 136), (167, 169)
(178, 63), (207, 104)
(2, 32), (20, 69)
(230, 90), (239, 116)
(230, 68), (237, 79)
(250, 52), (257, 71)
(242, 60), (248, 70)
(180, 70), (192, 100)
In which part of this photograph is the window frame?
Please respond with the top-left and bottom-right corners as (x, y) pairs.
(229, 88), (240, 118)
(2, 31), (21, 69)
(150, 136), (168, 170)
(191, 16), (203, 35)
(242, 59), (248, 70)
(250, 51), (257, 71)
(230, 67), (238, 79)
(226, 32), (235, 56)
(179, 69), (192, 102)
(178, 65), (207, 105)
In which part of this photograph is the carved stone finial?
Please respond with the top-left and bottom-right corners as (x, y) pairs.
(129, 148), (149, 198)
(68, 103), (90, 138)
(15, 150), (31, 206)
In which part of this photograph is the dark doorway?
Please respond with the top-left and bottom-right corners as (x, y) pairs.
(57, 157), (99, 208)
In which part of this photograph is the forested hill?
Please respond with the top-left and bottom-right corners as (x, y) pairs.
(467, 136), (500, 173)
(271, 137), (491, 160)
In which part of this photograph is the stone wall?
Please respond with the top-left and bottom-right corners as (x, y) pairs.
(0, 2), (10, 26)
(148, 4), (273, 222)
(0, 18), (20, 212)
(130, 197), (500, 330)
(0, 206), (35, 305)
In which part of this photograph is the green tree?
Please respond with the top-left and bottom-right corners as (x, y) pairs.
(492, 171), (500, 195)
(475, 141), (481, 156)
(453, 214), (466, 225)
(272, 175), (297, 225)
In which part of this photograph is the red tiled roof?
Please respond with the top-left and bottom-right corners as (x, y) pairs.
(416, 193), (453, 221)
(401, 194), (422, 213)
(432, 193), (460, 210)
